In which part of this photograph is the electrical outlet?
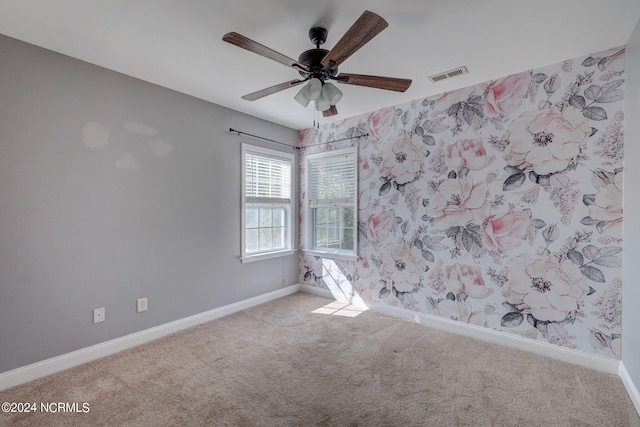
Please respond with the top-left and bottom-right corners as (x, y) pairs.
(137, 297), (147, 313)
(93, 307), (105, 323)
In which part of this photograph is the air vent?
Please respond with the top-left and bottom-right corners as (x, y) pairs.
(429, 66), (469, 83)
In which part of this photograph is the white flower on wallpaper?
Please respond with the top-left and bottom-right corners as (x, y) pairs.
(379, 134), (429, 184)
(503, 106), (591, 175)
(425, 176), (490, 231)
(300, 46), (625, 359)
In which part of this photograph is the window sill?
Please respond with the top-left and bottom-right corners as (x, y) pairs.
(240, 249), (297, 264)
(302, 249), (357, 262)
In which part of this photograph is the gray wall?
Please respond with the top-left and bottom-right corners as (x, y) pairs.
(623, 22), (640, 394)
(0, 35), (299, 373)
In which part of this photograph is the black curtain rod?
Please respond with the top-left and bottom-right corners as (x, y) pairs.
(229, 128), (369, 150)
(229, 128), (297, 150)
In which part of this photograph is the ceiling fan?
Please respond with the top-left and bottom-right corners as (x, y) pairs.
(222, 10), (412, 117)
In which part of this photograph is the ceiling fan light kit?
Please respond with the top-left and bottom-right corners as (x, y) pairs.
(223, 10), (412, 119)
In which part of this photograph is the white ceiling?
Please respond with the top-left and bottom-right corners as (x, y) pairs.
(1, 0), (639, 131)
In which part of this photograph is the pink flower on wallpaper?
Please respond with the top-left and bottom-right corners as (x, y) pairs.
(368, 208), (395, 242)
(379, 135), (428, 184)
(432, 299), (488, 327)
(482, 72), (531, 115)
(445, 263), (494, 299)
(425, 177), (490, 230)
(501, 254), (591, 322)
(299, 128), (314, 146)
(445, 138), (495, 171)
(503, 106), (591, 175)
(483, 207), (530, 251)
(588, 171), (623, 239)
(359, 154), (375, 180)
(381, 243), (427, 293)
(432, 85), (477, 112)
(359, 187), (372, 220)
(368, 107), (395, 140)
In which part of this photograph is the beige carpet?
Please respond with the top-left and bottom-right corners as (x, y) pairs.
(0, 292), (638, 426)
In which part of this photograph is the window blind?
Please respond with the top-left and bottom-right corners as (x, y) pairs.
(245, 151), (292, 204)
(308, 151), (356, 206)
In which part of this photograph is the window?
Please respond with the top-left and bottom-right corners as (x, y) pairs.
(305, 146), (358, 260)
(241, 144), (295, 263)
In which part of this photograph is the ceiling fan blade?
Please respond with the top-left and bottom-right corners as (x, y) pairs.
(323, 105), (338, 117)
(336, 73), (412, 92)
(321, 10), (388, 70)
(241, 80), (306, 101)
(223, 32), (307, 71)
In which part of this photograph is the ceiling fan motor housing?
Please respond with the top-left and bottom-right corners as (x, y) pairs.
(298, 27), (337, 81)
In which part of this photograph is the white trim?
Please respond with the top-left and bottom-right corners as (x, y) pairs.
(302, 249), (357, 262)
(620, 362), (640, 416)
(0, 284), (300, 391)
(240, 249), (297, 263)
(304, 146), (358, 258)
(241, 143), (295, 259)
(298, 284), (620, 375)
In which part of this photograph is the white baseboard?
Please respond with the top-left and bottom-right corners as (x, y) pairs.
(299, 284), (620, 375)
(0, 284), (300, 391)
(620, 362), (640, 415)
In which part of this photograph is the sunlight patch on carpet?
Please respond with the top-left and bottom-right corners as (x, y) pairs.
(312, 301), (368, 317)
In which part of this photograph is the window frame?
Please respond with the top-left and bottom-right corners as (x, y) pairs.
(241, 144), (296, 263)
(304, 146), (358, 261)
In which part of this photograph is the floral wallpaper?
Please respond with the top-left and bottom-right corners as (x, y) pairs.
(299, 46), (625, 359)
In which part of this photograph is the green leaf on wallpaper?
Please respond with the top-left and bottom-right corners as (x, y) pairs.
(569, 95), (586, 109)
(401, 110), (410, 124)
(567, 249), (584, 266)
(446, 226), (461, 238)
(461, 229), (481, 252)
(580, 216), (600, 226)
(580, 265), (605, 282)
(581, 57), (599, 67)
(532, 73), (548, 83)
(602, 79), (625, 93)
(467, 102), (483, 118)
(414, 239), (424, 250)
(595, 90), (624, 103)
(415, 126), (424, 136)
(501, 312), (524, 328)
(379, 287), (391, 299)
(584, 85), (602, 101)
(583, 194), (596, 206)
(423, 135), (436, 146)
(430, 124), (450, 133)
(593, 256), (622, 268)
(379, 181), (392, 196)
(448, 170), (457, 179)
(583, 106), (608, 121)
(421, 250), (435, 262)
(583, 245), (599, 260)
(463, 104), (475, 125)
(598, 246), (622, 257)
(503, 173), (526, 191)
(447, 102), (462, 116)
(467, 95), (482, 105)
